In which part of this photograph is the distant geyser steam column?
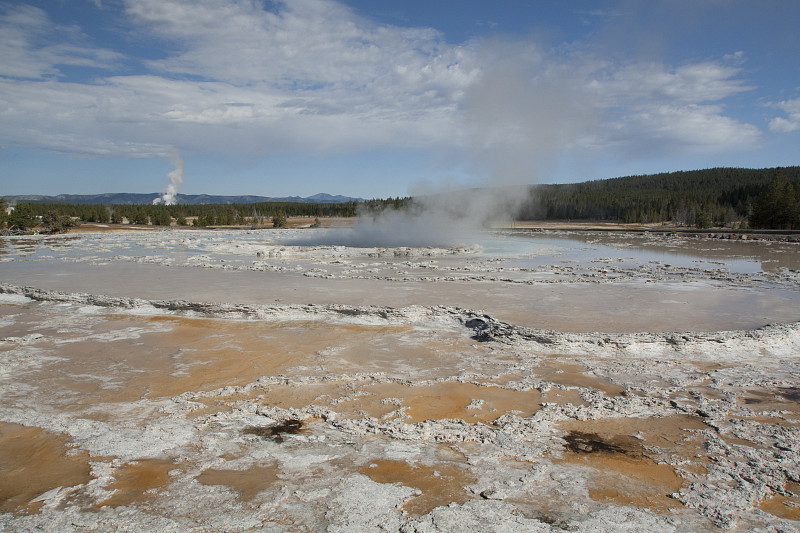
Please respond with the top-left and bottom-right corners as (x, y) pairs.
(153, 152), (183, 206)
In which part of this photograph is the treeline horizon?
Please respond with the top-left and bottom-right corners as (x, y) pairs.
(4, 166), (800, 231)
(518, 166), (800, 229)
(7, 197), (410, 228)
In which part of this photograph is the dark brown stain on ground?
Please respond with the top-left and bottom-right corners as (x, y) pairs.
(778, 387), (800, 402)
(243, 419), (305, 443)
(563, 431), (643, 457)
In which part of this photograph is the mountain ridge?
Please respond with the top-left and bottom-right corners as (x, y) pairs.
(2, 192), (364, 205)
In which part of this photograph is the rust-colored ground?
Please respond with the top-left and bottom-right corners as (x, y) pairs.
(360, 458), (477, 515)
(0, 422), (93, 515)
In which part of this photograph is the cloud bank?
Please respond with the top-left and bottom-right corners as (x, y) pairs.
(0, 0), (792, 187)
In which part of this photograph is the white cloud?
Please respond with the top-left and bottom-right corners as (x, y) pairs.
(0, 0), (764, 172)
(124, 0), (472, 106)
(585, 60), (760, 153)
(0, 72), (458, 158)
(0, 0), (475, 158)
(768, 98), (800, 133)
(608, 103), (761, 154)
(590, 61), (752, 105)
(0, 4), (121, 79)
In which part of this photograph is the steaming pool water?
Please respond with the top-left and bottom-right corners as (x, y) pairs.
(2, 228), (799, 332)
(2, 227), (800, 531)
(2, 227), (793, 271)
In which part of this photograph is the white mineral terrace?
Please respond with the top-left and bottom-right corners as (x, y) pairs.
(1, 227), (799, 531)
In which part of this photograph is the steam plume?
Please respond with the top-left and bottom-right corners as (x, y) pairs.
(153, 151), (183, 205)
(287, 41), (599, 248)
(285, 185), (521, 248)
(288, 199), (477, 248)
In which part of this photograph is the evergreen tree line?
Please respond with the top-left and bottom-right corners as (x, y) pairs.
(4, 168), (799, 231)
(515, 166), (800, 229)
(0, 198), (75, 233)
(748, 172), (800, 229)
(1, 197), (412, 229)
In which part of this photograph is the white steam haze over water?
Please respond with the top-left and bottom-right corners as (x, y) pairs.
(286, 184), (528, 248)
(287, 205), (474, 248)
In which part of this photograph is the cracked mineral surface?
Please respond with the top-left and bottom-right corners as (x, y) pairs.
(1, 227), (799, 531)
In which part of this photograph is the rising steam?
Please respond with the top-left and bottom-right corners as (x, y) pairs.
(288, 199), (474, 248)
(153, 151), (183, 205)
(286, 41), (599, 249)
(286, 186), (524, 248)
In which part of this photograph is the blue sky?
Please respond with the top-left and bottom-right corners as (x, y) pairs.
(1, 0), (799, 198)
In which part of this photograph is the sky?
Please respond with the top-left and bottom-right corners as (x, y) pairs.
(1, 0), (799, 199)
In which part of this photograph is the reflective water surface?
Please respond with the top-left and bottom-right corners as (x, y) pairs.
(2, 228), (799, 332)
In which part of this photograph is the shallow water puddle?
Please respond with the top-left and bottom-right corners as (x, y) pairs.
(203, 379), (585, 423)
(584, 458), (683, 513)
(359, 459), (476, 515)
(32, 313), (493, 415)
(0, 422), (92, 514)
(357, 381), (583, 423)
(196, 463), (280, 501)
(321, 336), (484, 377)
(559, 431), (683, 513)
(759, 482), (800, 521)
(207, 381), (342, 412)
(98, 458), (176, 508)
(33, 315), (435, 408)
(556, 416), (708, 513)
(37, 316), (311, 407)
(532, 358), (625, 396)
(562, 415), (707, 453)
(404, 382), (539, 422)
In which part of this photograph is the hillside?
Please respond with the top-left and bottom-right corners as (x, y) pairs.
(519, 166), (800, 226)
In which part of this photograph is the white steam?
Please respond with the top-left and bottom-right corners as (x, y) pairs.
(153, 151), (183, 205)
(286, 40), (600, 248)
(462, 41), (599, 187)
(289, 199), (475, 248)
(286, 186), (524, 248)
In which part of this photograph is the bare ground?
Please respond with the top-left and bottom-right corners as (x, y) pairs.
(1, 228), (799, 531)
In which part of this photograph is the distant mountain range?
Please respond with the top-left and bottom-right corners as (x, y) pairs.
(3, 192), (364, 205)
